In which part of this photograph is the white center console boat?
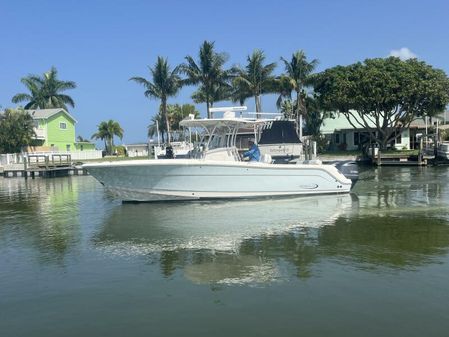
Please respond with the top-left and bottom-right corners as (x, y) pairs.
(84, 108), (353, 201)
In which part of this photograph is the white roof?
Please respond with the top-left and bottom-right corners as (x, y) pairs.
(180, 117), (269, 130)
(124, 143), (148, 147)
(26, 108), (77, 123)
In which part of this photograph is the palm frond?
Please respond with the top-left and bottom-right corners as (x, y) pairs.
(11, 93), (32, 104)
(13, 67), (76, 110)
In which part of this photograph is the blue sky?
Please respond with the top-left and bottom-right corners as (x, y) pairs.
(1, 0), (448, 144)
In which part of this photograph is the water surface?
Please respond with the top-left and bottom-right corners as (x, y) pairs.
(1, 166), (449, 336)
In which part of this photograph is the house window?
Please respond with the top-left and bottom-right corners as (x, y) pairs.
(335, 133), (340, 144)
(80, 145), (84, 151)
(343, 133), (347, 144)
(66, 144), (71, 151)
(60, 122), (67, 129)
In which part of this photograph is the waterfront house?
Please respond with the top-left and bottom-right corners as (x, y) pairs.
(320, 111), (449, 151)
(27, 108), (95, 152)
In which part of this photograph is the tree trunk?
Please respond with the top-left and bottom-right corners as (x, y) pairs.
(255, 95), (261, 118)
(107, 137), (113, 155)
(162, 98), (171, 144)
(296, 90), (301, 117)
(380, 138), (388, 150)
(206, 95), (211, 119)
(296, 90), (301, 133)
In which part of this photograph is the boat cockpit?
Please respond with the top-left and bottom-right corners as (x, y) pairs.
(180, 108), (273, 163)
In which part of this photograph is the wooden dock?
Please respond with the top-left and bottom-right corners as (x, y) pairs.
(1, 153), (88, 178)
(369, 146), (435, 166)
(373, 153), (427, 166)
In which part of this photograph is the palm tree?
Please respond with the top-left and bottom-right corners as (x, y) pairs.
(234, 49), (277, 116)
(191, 83), (232, 110)
(230, 78), (252, 106)
(280, 50), (319, 121)
(148, 104), (199, 142)
(169, 104), (200, 131)
(130, 57), (182, 143)
(12, 67), (76, 110)
(91, 120), (123, 155)
(275, 75), (294, 112)
(279, 98), (295, 120)
(180, 41), (230, 118)
(91, 121), (108, 152)
(76, 135), (89, 142)
(148, 111), (166, 143)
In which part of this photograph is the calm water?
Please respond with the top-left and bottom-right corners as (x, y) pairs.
(1, 167), (449, 336)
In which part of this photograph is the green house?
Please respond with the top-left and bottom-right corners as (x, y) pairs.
(27, 108), (95, 152)
(320, 114), (411, 151)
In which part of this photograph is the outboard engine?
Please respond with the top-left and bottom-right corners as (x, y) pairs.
(333, 161), (359, 186)
(165, 145), (174, 159)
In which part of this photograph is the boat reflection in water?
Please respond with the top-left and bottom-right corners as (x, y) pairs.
(94, 194), (357, 284)
(94, 191), (449, 285)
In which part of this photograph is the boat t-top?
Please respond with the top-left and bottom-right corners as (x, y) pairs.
(83, 107), (353, 201)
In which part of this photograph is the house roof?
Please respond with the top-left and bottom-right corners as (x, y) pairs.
(321, 113), (378, 134)
(26, 108), (77, 123)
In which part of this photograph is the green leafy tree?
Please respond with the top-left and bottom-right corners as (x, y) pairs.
(303, 96), (328, 138)
(181, 41), (231, 118)
(0, 108), (36, 153)
(234, 49), (277, 115)
(91, 120), (124, 155)
(280, 50), (319, 122)
(12, 67), (76, 110)
(130, 57), (182, 143)
(314, 57), (449, 149)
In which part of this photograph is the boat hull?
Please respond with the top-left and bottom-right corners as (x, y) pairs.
(84, 160), (352, 201)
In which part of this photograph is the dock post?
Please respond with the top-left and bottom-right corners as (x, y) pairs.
(419, 138), (423, 165)
(304, 140), (309, 160)
(308, 141), (313, 160)
(312, 141), (317, 159)
(24, 154), (28, 179)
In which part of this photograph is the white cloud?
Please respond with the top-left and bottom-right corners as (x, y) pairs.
(389, 47), (417, 60)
